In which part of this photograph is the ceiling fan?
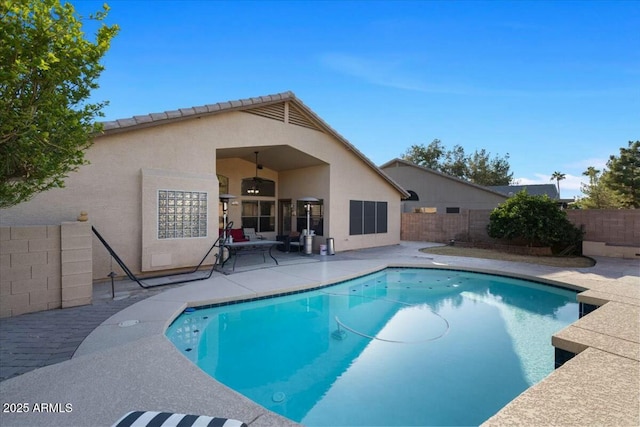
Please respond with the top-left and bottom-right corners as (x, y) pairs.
(247, 151), (263, 194)
(251, 151), (264, 182)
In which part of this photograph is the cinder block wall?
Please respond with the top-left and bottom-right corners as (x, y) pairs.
(401, 209), (640, 248)
(0, 222), (92, 318)
(401, 211), (471, 243)
(566, 209), (640, 246)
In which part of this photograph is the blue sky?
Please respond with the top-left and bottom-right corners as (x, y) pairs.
(75, 0), (639, 199)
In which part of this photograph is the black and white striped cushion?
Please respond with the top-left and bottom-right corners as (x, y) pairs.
(112, 411), (248, 427)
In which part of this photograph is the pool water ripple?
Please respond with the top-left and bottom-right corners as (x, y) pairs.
(166, 268), (578, 426)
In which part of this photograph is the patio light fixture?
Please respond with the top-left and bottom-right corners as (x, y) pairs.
(219, 194), (236, 239)
(298, 196), (319, 255)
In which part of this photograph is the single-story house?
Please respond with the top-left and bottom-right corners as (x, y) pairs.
(1, 92), (408, 280)
(380, 158), (508, 213)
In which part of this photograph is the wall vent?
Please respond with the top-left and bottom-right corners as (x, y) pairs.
(244, 103), (285, 122)
(288, 103), (323, 132)
(243, 101), (324, 133)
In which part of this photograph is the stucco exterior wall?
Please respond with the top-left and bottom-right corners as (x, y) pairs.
(381, 161), (507, 212)
(1, 105), (403, 279)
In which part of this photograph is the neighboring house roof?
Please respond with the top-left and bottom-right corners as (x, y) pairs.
(97, 91), (409, 198)
(379, 158), (510, 199)
(489, 184), (560, 199)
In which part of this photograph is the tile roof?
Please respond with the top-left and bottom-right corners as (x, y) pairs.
(97, 92), (409, 198)
(100, 92), (296, 133)
(489, 184), (560, 199)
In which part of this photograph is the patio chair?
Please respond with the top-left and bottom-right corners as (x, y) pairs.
(288, 231), (303, 252)
(219, 228), (249, 243)
(242, 228), (264, 241)
(112, 411), (247, 427)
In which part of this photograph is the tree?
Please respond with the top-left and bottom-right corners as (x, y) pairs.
(467, 148), (513, 186)
(576, 167), (624, 209)
(487, 191), (583, 252)
(0, 0), (119, 208)
(605, 140), (640, 208)
(402, 140), (513, 186)
(402, 139), (445, 170)
(550, 171), (566, 198)
(440, 144), (468, 178)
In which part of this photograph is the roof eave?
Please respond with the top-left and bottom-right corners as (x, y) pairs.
(380, 158), (509, 199)
(92, 92), (409, 199)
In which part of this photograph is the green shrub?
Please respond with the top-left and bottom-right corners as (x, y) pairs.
(487, 191), (583, 253)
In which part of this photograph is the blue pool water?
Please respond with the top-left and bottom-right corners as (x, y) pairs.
(166, 268), (578, 426)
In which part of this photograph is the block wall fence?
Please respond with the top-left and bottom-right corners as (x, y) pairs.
(401, 209), (640, 257)
(0, 222), (92, 318)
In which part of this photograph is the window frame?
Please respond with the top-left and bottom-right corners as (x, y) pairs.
(349, 200), (388, 235)
(241, 200), (275, 232)
(157, 189), (208, 240)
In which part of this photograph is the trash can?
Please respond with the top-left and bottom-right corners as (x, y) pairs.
(326, 237), (335, 255)
(320, 244), (327, 255)
(303, 235), (313, 255)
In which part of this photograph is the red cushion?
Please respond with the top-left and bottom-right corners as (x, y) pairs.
(220, 228), (249, 242)
(231, 229), (248, 242)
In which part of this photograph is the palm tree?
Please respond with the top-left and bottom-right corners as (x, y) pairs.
(550, 171), (566, 198)
(583, 167), (600, 185)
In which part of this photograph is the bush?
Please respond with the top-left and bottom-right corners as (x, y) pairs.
(487, 191), (583, 253)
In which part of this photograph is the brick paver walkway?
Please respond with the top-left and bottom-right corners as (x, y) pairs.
(0, 294), (150, 381)
(0, 253), (317, 382)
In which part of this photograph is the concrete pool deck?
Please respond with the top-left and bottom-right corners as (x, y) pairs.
(0, 242), (638, 426)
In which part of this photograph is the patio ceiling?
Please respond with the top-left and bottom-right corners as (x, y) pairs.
(216, 145), (326, 172)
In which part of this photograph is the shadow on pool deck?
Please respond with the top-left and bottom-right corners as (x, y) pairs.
(0, 241), (637, 427)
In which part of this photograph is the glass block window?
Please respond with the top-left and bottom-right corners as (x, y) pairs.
(158, 190), (208, 239)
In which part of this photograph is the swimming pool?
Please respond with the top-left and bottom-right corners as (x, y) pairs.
(166, 268), (578, 426)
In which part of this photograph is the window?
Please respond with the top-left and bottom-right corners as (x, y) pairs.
(349, 201), (363, 235)
(296, 199), (324, 235)
(446, 207), (460, 214)
(241, 178), (275, 197)
(376, 201), (388, 233)
(241, 201), (275, 232)
(406, 190), (419, 201)
(349, 200), (387, 235)
(217, 174), (229, 194)
(158, 190), (207, 239)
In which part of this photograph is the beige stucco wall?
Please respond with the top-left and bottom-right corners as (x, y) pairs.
(382, 162), (507, 212)
(140, 169), (219, 272)
(1, 106), (403, 279)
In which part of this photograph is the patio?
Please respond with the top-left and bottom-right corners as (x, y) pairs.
(0, 242), (638, 427)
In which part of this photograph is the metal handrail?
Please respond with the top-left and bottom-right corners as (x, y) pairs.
(92, 222), (233, 289)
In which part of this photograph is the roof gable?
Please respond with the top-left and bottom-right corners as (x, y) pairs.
(380, 158), (509, 198)
(98, 92), (408, 198)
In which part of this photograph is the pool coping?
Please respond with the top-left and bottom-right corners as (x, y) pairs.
(0, 246), (638, 426)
